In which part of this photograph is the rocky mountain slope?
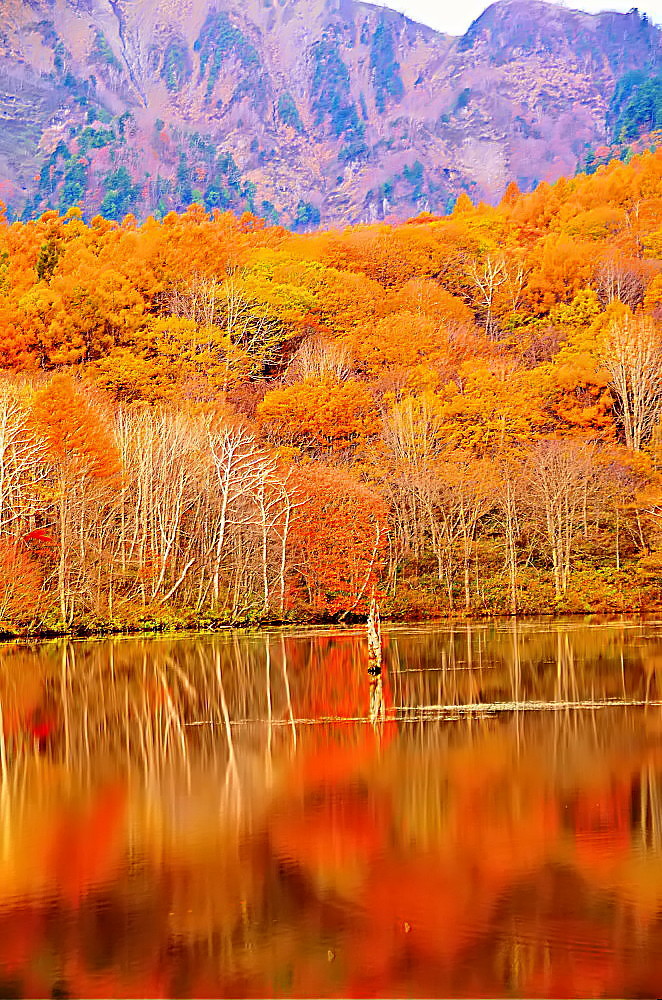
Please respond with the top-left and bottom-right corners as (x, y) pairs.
(0, 0), (660, 226)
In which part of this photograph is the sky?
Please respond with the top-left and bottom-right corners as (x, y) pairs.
(371, 0), (662, 35)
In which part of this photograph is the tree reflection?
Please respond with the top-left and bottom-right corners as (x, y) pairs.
(0, 623), (660, 995)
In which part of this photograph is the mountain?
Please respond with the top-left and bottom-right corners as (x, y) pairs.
(0, 0), (660, 226)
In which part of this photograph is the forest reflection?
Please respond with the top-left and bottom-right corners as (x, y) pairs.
(1, 621), (662, 997)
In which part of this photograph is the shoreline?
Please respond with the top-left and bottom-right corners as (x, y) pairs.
(2, 605), (660, 644)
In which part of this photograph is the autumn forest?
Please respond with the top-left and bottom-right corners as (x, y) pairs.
(2, 149), (662, 634)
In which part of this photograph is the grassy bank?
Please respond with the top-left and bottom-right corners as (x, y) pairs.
(2, 562), (660, 642)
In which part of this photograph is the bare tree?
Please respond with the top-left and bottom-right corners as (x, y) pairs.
(504, 255), (530, 314)
(441, 454), (495, 612)
(469, 255), (508, 339)
(595, 254), (647, 309)
(600, 313), (662, 451)
(165, 272), (223, 328)
(382, 401), (494, 609)
(381, 395), (442, 569)
(524, 440), (600, 599)
(0, 380), (46, 537)
(164, 271), (285, 375)
(207, 421), (273, 604)
(494, 459), (525, 616)
(286, 336), (351, 382)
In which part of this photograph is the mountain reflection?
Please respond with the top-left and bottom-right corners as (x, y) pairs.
(0, 621), (661, 997)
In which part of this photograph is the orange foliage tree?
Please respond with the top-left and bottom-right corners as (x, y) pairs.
(0, 540), (42, 625)
(288, 465), (389, 616)
(31, 374), (121, 624)
(258, 378), (379, 453)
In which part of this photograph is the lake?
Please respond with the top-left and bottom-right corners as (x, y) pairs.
(0, 619), (661, 998)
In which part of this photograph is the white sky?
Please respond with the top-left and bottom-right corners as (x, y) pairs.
(371, 0), (662, 35)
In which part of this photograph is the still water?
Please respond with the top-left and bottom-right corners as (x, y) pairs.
(1, 619), (662, 997)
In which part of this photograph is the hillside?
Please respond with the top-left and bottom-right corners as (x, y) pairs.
(0, 0), (660, 226)
(1, 150), (662, 629)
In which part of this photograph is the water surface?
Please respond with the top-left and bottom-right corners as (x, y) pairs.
(1, 619), (662, 997)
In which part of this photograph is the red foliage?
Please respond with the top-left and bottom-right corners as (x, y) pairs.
(22, 528), (53, 544)
(288, 465), (389, 616)
(0, 539), (42, 623)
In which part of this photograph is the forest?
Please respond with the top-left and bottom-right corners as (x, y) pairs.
(1, 149), (662, 633)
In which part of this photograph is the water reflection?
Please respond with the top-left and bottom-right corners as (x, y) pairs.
(0, 621), (661, 996)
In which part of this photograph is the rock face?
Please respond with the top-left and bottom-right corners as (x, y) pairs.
(0, 0), (660, 225)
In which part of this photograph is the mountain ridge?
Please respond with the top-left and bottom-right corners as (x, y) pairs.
(0, 0), (660, 226)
